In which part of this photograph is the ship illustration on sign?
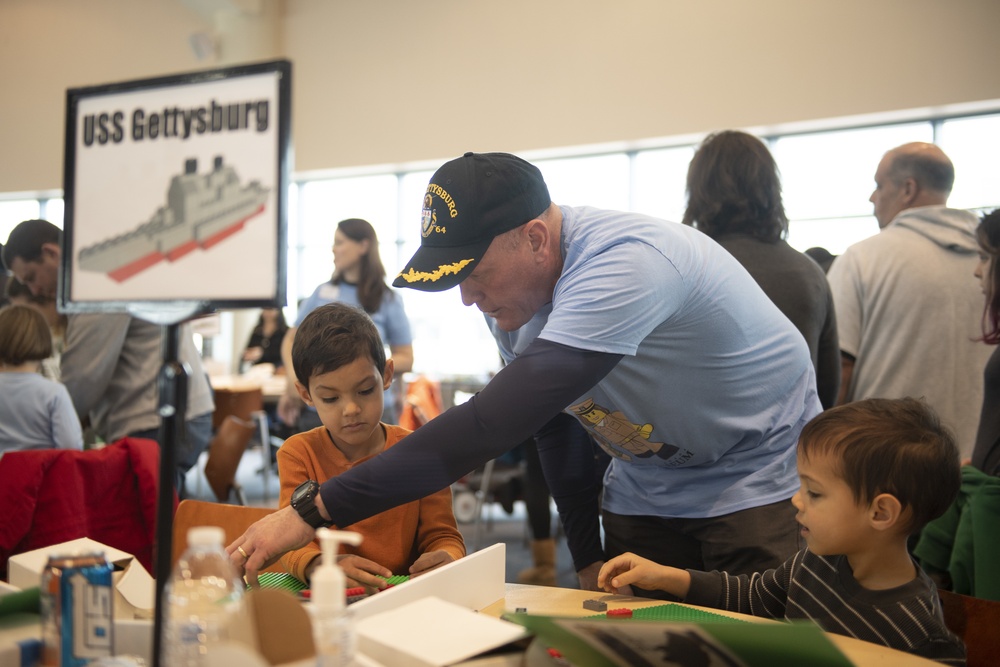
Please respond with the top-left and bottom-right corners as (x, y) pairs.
(78, 156), (269, 283)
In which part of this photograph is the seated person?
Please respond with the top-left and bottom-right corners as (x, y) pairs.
(598, 397), (966, 665)
(277, 303), (465, 589)
(0, 305), (83, 453)
(5, 277), (66, 381)
(242, 307), (289, 372)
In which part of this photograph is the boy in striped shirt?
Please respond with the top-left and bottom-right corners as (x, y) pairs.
(598, 397), (965, 665)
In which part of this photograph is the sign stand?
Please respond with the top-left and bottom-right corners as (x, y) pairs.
(59, 58), (291, 667)
(151, 322), (185, 667)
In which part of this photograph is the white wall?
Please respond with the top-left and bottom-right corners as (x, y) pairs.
(2, 0), (1000, 193)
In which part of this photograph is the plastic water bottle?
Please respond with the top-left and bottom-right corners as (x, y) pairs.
(165, 526), (246, 666)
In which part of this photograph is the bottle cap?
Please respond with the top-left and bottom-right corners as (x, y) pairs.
(187, 526), (225, 548)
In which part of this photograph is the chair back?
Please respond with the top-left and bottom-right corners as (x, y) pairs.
(0, 438), (166, 577)
(212, 385), (264, 431)
(399, 375), (443, 430)
(172, 499), (282, 573)
(203, 415), (255, 504)
(939, 589), (1000, 667)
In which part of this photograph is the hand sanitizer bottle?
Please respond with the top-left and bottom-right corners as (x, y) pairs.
(311, 528), (363, 667)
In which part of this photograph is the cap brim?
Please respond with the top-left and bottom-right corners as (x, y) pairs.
(392, 237), (492, 292)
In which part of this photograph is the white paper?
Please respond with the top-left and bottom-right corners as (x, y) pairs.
(356, 596), (525, 667)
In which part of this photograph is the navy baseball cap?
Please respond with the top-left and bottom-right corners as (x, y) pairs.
(392, 152), (551, 292)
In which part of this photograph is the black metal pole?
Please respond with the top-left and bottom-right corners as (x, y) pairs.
(152, 323), (188, 667)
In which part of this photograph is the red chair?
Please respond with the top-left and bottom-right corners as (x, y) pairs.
(0, 438), (168, 577)
(939, 589), (1000, 667)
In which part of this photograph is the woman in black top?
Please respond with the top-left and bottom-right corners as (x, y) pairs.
(242, 308), (289, 371)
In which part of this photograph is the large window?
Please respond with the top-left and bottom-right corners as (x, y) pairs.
(771, 122), (935, 254)
(5, 111), (999, 377)
(939, 115), (1000, 211)
(0, 200), (42, 246)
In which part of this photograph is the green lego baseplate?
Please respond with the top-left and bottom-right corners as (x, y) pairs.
(247, 572), (308, 593)
(246, 572), (410, 593)
(586, 602), (749, 623)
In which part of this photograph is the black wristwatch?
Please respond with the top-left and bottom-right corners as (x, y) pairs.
(290, 480), (331, 529)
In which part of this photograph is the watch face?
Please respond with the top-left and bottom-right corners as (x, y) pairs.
(292, 480), (317, 506)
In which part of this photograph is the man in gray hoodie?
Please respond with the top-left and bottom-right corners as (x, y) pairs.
(827, 142), (991, 457)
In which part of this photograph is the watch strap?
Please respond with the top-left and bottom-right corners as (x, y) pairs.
(297, 501), (330, 529)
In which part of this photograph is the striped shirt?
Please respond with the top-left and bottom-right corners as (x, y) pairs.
(685, 549), (966, 665)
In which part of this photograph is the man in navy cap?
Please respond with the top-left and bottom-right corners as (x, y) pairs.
(231, 152), (820, 597)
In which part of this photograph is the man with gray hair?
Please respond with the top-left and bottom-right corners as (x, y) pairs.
(827, 142), (992, 457)
(3, 219), (215, 494)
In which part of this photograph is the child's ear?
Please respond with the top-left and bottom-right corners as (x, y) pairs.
(295, 380), (315, 407)
(382, 358), (395, 391)
(869, 493), (903, 532)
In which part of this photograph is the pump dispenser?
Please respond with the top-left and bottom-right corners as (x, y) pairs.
(311, 528), (363, 666)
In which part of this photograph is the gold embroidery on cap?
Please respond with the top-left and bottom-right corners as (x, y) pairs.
(426, 184), (459, 219)
(396, 259), (475, 284)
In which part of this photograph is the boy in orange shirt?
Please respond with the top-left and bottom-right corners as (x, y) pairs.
(278, 303), (465, 589)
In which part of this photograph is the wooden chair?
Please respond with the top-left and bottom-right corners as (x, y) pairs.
(203, 415), (256, 505)
(938, 589), (1000, 667)
(210, 384), (274, 501)
(211, 385), (265, 431)
(171, 498), (283, 573)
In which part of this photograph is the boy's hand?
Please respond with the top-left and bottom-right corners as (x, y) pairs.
(598, 552), (680, 595)
(336, 555), (393, 594)
(408, 550), (455, 577)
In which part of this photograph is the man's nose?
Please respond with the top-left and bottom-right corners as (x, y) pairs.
(459, 282), (478, 307)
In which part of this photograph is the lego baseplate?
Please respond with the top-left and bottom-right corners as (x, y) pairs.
(248, 572), (410, 596)
(586, 602), (749, 623)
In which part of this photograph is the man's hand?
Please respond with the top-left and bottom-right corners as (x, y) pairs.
(277, 393), (303, 427)
(227, 505), (315, 587)
(409, 550), (455, 577)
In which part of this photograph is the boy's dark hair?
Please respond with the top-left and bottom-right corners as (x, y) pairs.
(292, 302), (386, 391)
(2, 219), (61, 267)
(0, 304), (53, 365)
(798, 397), (961, 535)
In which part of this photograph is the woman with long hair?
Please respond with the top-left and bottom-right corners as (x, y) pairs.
(241, 307), (289, 371)
(971, 209), (1000, 475)
(278, 218), (413, 427)
(683, 130), (840, 408)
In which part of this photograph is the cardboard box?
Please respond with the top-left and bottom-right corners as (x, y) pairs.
(7, 537), (155, 619)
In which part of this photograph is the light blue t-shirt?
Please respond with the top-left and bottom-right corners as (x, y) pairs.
(0, 372), (84, 454)
(490, 206), (820, 519)
(295, 282), (413, 413)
